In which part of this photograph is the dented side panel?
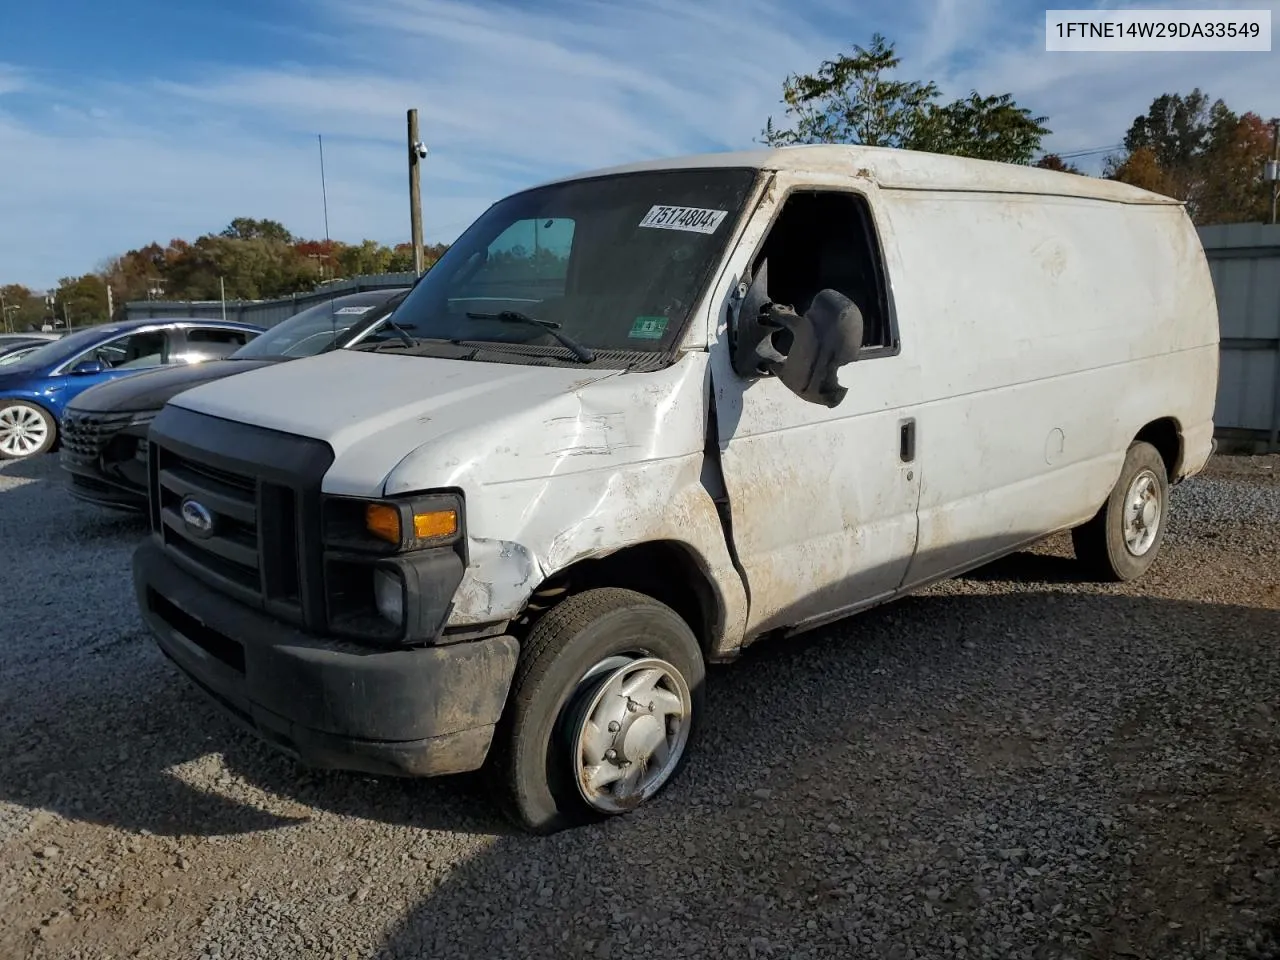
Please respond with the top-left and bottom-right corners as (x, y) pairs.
(382, 352), (750, 657)
(702, 171), (925, 639)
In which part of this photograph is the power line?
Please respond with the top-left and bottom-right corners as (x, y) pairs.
(1052, 143), (1125, 160)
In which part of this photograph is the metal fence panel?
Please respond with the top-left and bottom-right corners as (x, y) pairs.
(1199, 222), (1280, 450)
(124, 273), (416, 328)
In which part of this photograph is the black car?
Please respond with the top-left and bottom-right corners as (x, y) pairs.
(61, 288), (410, 511)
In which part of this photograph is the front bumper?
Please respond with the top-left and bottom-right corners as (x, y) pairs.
(133, 538), (519, 777)
(60, 417), (149, 512)
(63, 458), (148, 511)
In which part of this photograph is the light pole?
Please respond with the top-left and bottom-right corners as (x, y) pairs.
(1267, 118), (1279, 226)
(408, 108), (427, 276)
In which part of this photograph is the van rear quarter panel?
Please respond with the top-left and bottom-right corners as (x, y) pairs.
(878, 189), (1218, 586)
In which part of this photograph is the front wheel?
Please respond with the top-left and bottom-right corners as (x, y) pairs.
(0, 401), (57, 460)
(489, 587), (705, 834)
(1072, 440), (1169, 582)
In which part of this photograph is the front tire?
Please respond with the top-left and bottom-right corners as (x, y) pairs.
(489, 587), (705, 834)
(1072, 440), (1169, 582)
(0, 401), (57, 460)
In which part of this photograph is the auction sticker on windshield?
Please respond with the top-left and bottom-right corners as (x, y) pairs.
(334, 306), (374, 315)
(639, 205), (728, 235)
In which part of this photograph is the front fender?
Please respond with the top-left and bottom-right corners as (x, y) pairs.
(447, 454), (749, 659)
(0, 386), (62, 420)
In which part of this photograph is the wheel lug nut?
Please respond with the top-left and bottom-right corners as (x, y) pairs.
(608, 721), (620, 732)
(605, 749), (617, 761)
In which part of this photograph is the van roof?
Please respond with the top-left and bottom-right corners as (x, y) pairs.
(541, 144), (1181, 206)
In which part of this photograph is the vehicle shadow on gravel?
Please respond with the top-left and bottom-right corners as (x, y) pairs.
(370, 592), (1280, 960)
(958, 549), (1092, 584)
(0, 454), (147, 541)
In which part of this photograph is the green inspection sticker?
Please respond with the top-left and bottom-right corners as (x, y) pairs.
(629, 315), (669, 340)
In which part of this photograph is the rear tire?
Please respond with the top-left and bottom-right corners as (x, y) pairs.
(0, 401), (57, 460)
(489, 587), (705, 834)
(1072, 441), (1168, 582)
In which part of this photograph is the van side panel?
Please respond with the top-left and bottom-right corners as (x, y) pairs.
(877, 191), (1218, 587)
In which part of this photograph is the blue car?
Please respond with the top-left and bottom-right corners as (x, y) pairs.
(0, 318), (263, 460)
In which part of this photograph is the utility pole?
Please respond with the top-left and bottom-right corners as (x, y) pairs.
(407, 108), (426, 276)
(0, 290), (8, 333)
(1268, 118), (1279, 226)
(106, 284), (114, 322)
(220, 277), (227, 323)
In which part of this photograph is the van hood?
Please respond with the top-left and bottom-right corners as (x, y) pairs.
(169, 349), (631, 496)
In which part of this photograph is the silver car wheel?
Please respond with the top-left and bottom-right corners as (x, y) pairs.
(570, 656), (693, 814)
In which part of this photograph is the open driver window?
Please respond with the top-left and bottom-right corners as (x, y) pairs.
(751, 190), (895, 355)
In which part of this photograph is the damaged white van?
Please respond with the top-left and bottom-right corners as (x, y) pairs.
(133, 145), (1219, 832)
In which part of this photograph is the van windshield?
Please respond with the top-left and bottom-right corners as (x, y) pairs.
(383, 167), (759, 365)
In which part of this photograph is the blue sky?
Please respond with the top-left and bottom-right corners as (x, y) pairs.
(1, 0), (1277, 290)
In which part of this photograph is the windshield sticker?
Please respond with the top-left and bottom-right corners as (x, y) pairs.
(638, 205), (728, 235)
(333, 306), (374, 315)
(629, 315), (669, 340)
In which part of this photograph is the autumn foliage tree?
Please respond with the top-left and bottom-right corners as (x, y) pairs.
(0, 223), (452, 330)
(1105, 89), (1274, 224)
(1034, 154), (1083, 174)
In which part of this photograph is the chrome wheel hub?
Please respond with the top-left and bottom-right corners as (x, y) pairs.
(570, 656), (692, 814)
(1122, 469), (1161, 556)
(0, 406), (47, 458)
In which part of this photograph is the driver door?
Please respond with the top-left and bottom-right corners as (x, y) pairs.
(709, 177), (923, 638)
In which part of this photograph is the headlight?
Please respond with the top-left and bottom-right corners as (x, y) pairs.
(372, 568), (405, 625)
(324, 492), (463, 554)
(321, 491), (466, 645)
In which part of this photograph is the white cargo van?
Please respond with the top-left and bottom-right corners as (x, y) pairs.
(133, 146), (1219, 832)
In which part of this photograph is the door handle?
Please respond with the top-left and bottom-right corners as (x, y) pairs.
(899, 418), (916, 463)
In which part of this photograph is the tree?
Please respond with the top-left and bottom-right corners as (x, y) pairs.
(53, 274), (110, 326)
(3, 222), (454, 311)
(1106, 90), (1274, 224)
(911, 92), (1049, 166)
(0, 284), (46, 332)
(337, 239), (394, 278)
(761, 34), (1050, 164)
(1197, 112), (1274, 225)
(1034, 154), (1083, 174)
(220, 217), (294, 244)
(762, 34), (938, 148)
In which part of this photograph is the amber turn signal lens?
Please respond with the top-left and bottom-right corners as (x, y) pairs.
(413, 509), (457, 540)
(365, 503), (401, 544)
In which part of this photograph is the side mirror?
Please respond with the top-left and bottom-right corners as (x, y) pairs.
(731, 261), (864, 407)
(71, 359), (106, 375)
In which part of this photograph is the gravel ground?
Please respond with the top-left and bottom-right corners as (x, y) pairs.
(1, 453), (1277, 960)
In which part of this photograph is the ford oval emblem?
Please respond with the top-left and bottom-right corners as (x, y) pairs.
(180, 498), (214, 537)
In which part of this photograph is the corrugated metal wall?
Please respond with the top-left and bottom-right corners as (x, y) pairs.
(1200, 223), (1280, 451)
(124, 273), (416, 327)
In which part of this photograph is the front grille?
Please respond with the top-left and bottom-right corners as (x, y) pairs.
(152, 446), (304, 620)
(145, 406), (334, 631)
(61, 411), (133, 461)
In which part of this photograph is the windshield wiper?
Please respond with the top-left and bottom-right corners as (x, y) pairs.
(465, 310), (595, 363)
(379, 316), (417, 348)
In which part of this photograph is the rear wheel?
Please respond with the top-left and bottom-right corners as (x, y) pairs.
(1072, 441), (1168, 582)
(0, 401), (56, 460)
(489, 587), (705, 834)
